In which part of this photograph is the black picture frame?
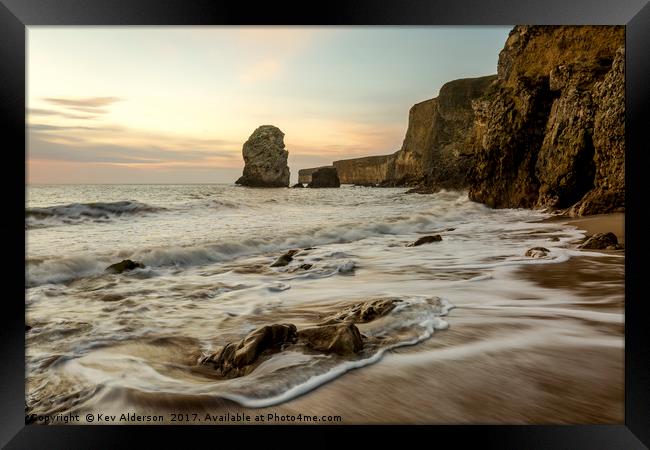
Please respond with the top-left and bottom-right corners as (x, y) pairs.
(3, 0), (649, 448)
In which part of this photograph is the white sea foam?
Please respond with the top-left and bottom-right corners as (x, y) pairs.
(25, 185), (622, 417)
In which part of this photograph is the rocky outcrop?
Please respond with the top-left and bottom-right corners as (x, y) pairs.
(579, 232), (621, 250)
(105, 259), (144, 274)
(270, 249), (299, 267)
(468, 26), (625, 214)
(198, 298), (405, 377)
(406, 235), (442, 247)
(199, 324), (298, 378)
(308, 166), (340, 188)
(525, 247), (550, 258)
(235, 125), (290, 187)
(298, 323), (363, 355)
(298, 166), (333, 184)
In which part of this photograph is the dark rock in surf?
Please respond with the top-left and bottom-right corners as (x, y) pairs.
(292, 182), (305, 188)
(319, 298), (401, 325)
(200, 324), (297, 377)
(407, 235), (442, 247)
(298, 322), (363, 355)
(105, 259), (145, 274)
(299, 263), (312, 270)
(270, 249), (299, 267)
(525, 247), (550, 258)
(578, 232), (621, 250)
(100, 293), (126, 302)
(308, 167), (341, 188)
(25, 324), (32, 332)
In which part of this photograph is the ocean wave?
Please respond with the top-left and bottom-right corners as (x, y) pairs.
(26, 201), (164, 228)
(25, 208), (447, 286)
(24, 201), (582, 288)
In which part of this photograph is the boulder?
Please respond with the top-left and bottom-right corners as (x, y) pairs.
(525, 247), (550, 258)
(270, 249), (299, 267)
(235, 125), (290, 187)
(579, 232), (621, 249)
(407, 235), (442, 247)
(200, 324), (297, 377)
(298, 323), (363, 355)
(308, 167), (341, 188)
(105, 259), (145, 274)
(320, 298), (401, 325)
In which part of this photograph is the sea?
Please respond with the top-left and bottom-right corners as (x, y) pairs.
(25, 184), (622, 419)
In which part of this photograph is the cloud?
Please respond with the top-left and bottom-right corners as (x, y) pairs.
(28, 127), (242, 168)
(28, 123), (114, 132)
(44, 96), (122, 109)
(28, 108), (98, 120)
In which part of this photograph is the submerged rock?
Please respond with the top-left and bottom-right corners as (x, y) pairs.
(235, 125), (290, 187)
(105, 259), (145, 274)
(307, 166), (341, 188)
(337, 260), (356, 274)
(298, 323), (363, 355)
(200, 324), (297, 377)
(320, 298), (401, 325)
(407, 235), (442, 247)
(270, 249), (299, 267)
(525, 247), (550, 258)
(579, 232), (621, 249)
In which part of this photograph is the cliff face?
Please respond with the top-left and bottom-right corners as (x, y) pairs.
(332, 154), (397, 185)
(421, 76), (496, 190)
(468, 26), (625, 214)
(296, 26), (624, 216)
(326, 75), (495, 188)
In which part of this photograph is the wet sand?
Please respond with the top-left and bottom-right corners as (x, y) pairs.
(80, 213), (624, 425)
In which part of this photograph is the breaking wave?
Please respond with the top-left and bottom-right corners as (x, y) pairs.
(26, 201), (165, 228)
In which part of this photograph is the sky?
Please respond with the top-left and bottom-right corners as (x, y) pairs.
(27, 26), (512, 184)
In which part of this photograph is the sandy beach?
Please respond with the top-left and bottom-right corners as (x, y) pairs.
(72, 212), (623, 425)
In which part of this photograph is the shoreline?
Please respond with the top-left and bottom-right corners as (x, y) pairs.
(66, 212), (624, 424)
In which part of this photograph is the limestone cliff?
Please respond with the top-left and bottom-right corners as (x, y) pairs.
(325, 75), (495, 188)
(468, 25), (625, 214)
(297, 26), (624, 216)
(333, 154), (397, 185)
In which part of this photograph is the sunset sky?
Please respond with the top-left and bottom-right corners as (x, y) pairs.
(27, 26), (511, 184)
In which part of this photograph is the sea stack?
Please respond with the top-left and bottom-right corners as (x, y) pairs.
(235, 125), (290, 187)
